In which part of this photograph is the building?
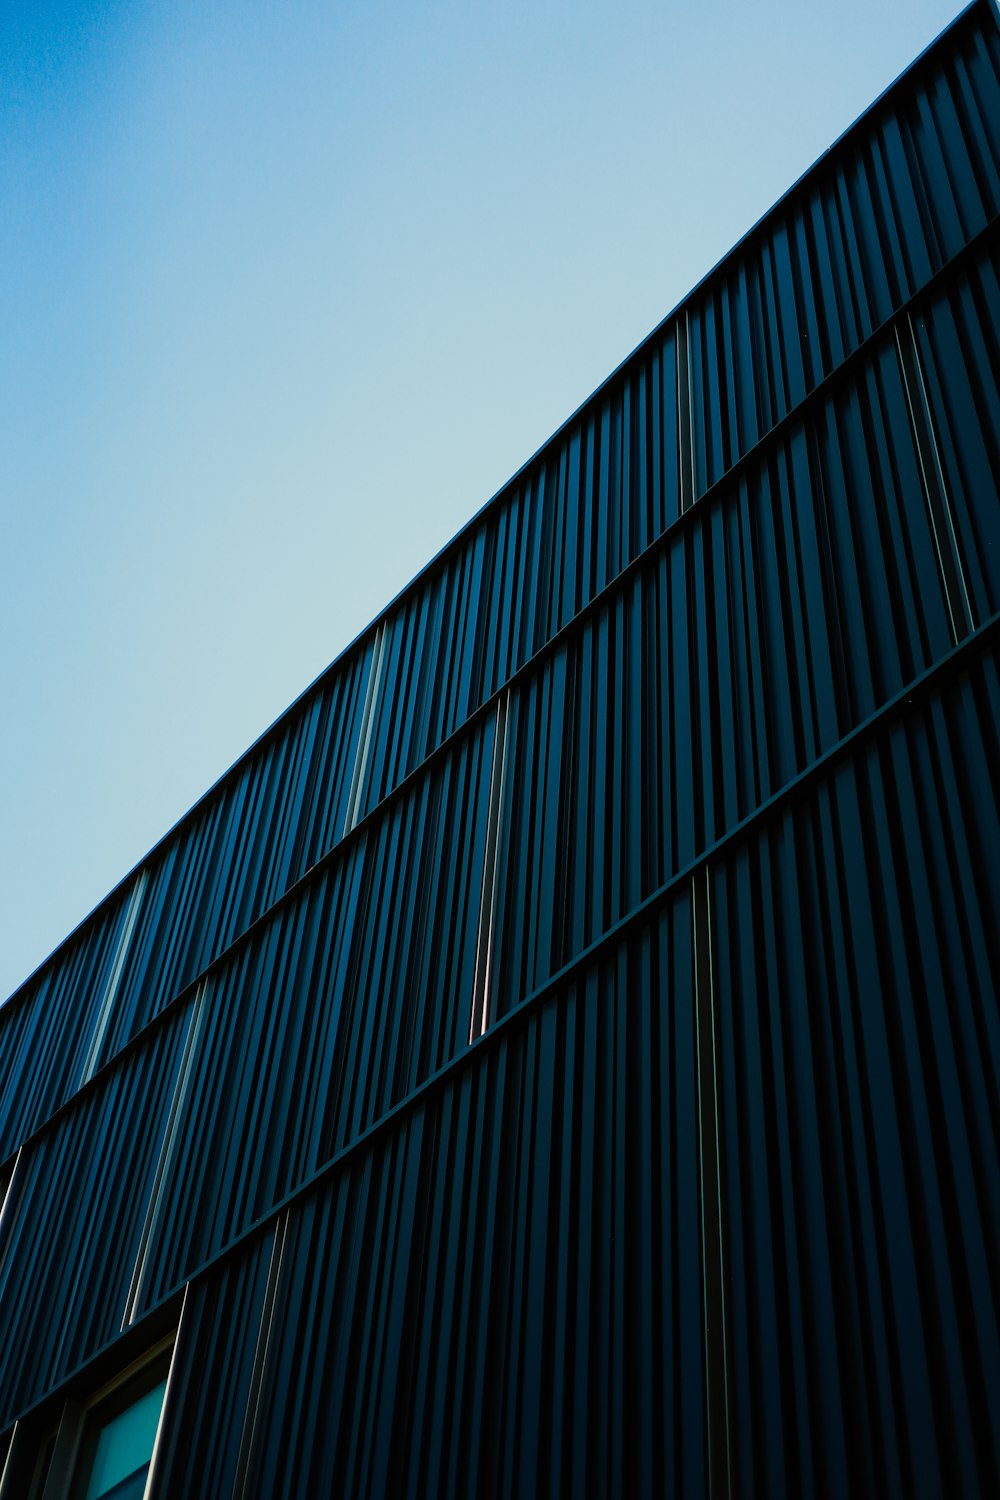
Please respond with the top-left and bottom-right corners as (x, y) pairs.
(1, 3), (998, 1495)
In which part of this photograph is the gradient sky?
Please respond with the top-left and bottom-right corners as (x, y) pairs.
(0, 0), (969, 1002)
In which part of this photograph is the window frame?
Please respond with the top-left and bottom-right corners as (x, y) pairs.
(12, 1334), (177, 1500)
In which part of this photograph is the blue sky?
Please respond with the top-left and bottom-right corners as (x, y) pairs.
(0, 0), (969, 1001)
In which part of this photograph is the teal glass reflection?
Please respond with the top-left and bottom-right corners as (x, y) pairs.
(82, 1379), (167, 1500)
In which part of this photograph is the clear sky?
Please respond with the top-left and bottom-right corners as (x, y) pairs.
(0, 0), (971, 1002)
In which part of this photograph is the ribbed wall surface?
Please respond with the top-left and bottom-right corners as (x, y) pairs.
(1, 6), (998, 1497)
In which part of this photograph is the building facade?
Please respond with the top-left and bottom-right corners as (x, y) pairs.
(2, 4), (999, 1495)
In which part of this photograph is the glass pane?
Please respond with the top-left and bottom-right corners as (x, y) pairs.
(83, 1379), (167, 1500)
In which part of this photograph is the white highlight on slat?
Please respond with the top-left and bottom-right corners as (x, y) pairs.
(142, 1285), (190, 1500)
(79, 869), (148, 1087)
(470, 691), (510, 1043)
(343, 620), (389, 835)
(121, 982), (210, 1329)
(232, 1210), (292, 1499)
(0, 1149), (23, 1285)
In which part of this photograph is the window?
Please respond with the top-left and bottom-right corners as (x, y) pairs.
(2, 1339), (174, 1500)
(69, 1360), (168, 1500)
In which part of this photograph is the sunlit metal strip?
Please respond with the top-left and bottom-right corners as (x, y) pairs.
(142, 1284), (190, 1500)
(78, 868), (147, 1085)
(343, 620), (388, 834)
(0, 1151), (22, 1286)
(122, 982), (210, 1327)
(470, 691), (510, 1042)
(231, 1212), (292, 1500)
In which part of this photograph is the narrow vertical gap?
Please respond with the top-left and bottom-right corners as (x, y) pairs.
(677, 311), (696, 513)
(894, 314), (974, 642)
(79, 868), (148, 1086)
(343, 620), (388, 836)
(232, 1210), (292, 1500)
(122, 981), (210, 1329)
(469, 691), (510, 1042)
(693, 866), (731, 1500)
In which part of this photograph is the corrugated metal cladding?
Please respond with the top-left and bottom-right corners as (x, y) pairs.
(1, 5), (998, 1497)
